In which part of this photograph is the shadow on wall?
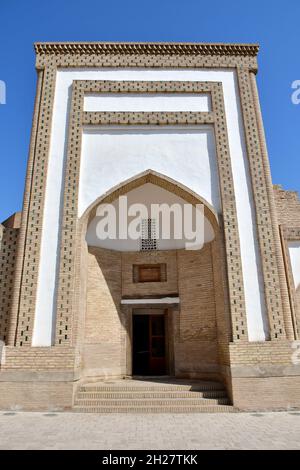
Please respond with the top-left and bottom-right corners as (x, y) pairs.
(83, 246), (126, 378)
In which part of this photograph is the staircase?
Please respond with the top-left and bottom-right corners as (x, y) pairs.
(73, 378), (234, 413)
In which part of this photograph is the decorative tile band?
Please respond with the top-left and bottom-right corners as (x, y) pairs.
(34, 44), (258, 70)
(14, 67), (57, 347)
(36, 54), (258, 71)
(82, 111), (214, 126)
(34, 42), (259, 57)
(237, 69), (286, 340)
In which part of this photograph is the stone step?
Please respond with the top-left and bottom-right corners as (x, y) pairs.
(79, 382), (225, 393)
(73, 379), (232, 413)
(73, 404), (234, 413)
(74, 397), (230, 407)
(76, 390), (228, 400)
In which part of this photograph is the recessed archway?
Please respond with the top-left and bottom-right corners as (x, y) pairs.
(80, 168), (219, 231)
(86, 181), (216, 252)
(74, 169), (230, 381)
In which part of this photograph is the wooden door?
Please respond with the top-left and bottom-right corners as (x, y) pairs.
(132, 312), (167, 376)
(149, 314), (166, 375)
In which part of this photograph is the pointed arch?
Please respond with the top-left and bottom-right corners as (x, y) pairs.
(80, 169), (220, 233)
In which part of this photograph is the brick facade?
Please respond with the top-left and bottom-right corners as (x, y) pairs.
(83, 244), (221, 380)
(84, 247), (124, 377)
(0, 42), (300, 411)
(274, 186), (300, 338)
(176, 245), (220, 378)
(0, 221), (19, 343)
(274, 185), (300, 227)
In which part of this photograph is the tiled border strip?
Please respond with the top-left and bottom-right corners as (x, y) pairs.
(280, 226), (300, 338)
(237, 69), (288, 340)
(7, 71), (44, 346)
(34, 43), (258, 71)
(249, 72), (295, 341)
(14, 67), (57, 346)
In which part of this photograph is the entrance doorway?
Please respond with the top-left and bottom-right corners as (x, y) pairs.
(132, 311), (167, 376)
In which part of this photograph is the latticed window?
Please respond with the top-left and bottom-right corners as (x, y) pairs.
(140, 218), (158, 251)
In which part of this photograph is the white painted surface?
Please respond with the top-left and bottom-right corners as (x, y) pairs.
(84, 93), (211, 112)
(33, 68), (268, 346)
(288, 241), (300, 290)
(80, 126), (219, 216)
(86, 183), (215, 251)
(121, 297), (180, 305)
(0, 341), (5, 365)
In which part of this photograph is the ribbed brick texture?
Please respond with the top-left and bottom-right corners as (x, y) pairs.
(0, 226), (19, 343)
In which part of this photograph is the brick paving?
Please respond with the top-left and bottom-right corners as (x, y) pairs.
(0, 411), (299, 449)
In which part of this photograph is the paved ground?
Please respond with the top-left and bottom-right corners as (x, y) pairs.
(0, 411), (300, 449)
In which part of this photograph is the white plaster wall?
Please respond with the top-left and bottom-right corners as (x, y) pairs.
(32, 68), (268, 346)
(86, 182), (215, 251)
(84, 93), (211, 112)
(288, 241), (300, 289)
(79, 126), (219, 216)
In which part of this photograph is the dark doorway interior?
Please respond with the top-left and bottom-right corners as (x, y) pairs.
(132, 313), (167, 376)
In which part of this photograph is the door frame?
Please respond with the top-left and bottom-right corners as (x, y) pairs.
(125, 307), (175, 377)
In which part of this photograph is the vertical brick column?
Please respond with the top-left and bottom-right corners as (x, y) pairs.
(0, 228), (19, 342)
(55, 82), (84, 345)
(211, 83), (248, 342)
(250, 72), (295, 340)
(280, 226), (300, 339)
(6, 71), (44, 346)
(237, 68), (288, 340)
(14, 65), (57, 346)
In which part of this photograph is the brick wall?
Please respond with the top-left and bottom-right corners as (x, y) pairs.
(84, 246), (124, 377)
(176, 244), (219, 378)
(122, 250), (178, 298)
(0, 225), (19, 343)
(232, 376), (300, 410)
(228, 340), (300, 410)
(274, 185), (300, 336)
(229, 340), (295, 365)
(2, 346), (76, 370)
(85, 245), (220, 379)
(274, 185), (300, 227)
(0, 382), (74, 411)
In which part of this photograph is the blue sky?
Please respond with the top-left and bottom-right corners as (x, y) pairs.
(0, 0), (299, 221)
